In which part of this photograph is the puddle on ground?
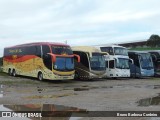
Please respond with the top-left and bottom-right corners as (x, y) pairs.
(0, 91), (3, 98)
(0, 104), (87, 119)
(0, 85), (4, 98)
(145, 85), (160, 89)
(137, 94), (160, 106)
(101, 86), (113, 89)
(1, 85), (4, 88)
(81, 85), (89, 87)
(74, 88), (89, 91)
(23, 93), (77, 99)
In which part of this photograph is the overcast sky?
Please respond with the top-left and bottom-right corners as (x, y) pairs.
(0, 0), (160, 56)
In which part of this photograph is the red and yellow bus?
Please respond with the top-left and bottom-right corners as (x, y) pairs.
(3, 42), (80, 80)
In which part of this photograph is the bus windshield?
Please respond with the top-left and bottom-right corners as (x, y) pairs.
(116, 58), (129, 69)
(52, 46), (73, 55)
(90, 53), (106, 71)
(53, 57), (74, 71)
(114, 47), (128, 56)
(139, 53), (153, 69)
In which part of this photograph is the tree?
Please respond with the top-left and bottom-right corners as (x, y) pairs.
(146, 34), (160, 47)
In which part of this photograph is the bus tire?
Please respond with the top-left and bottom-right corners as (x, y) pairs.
(74, 72), (80, 80)
(38, 72), (43, 81)
(8, 69), (12, 76)
(12, 69), (16, 77)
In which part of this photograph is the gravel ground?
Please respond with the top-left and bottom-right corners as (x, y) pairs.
(0, 75), (160, 120)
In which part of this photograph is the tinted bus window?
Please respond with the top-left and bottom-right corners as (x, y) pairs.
(109, 60), (114, 69)
(4, 46), (41, 56)
(73, 51), (89, 68)
(90, 53), (106, 70)
(139, 53), (153, 69)
(35, 46), (41, 57)
(52, 46), (73, 55)
(42, 45), (50, 55)
(42, 45), (52, 70)
(100, 47), (114, 55)
(114, 47), (128, 56)
(81, 52), (89, 68)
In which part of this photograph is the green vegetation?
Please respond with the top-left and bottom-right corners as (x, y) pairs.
(0, 79), (40, 85)
(130, 34), (160, 51)
(146, 34), (160, 47)
(0, 72), (7, 76)
(129, 47), (160, 51)
(150, 77), (160, 81)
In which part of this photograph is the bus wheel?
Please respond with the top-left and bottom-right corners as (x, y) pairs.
(113, 77), (117, 80)
(38, 72), (43, 81)
(12, 69), (16, 77)
(74, 72), (79, 80)
(8, 69), (12, 76)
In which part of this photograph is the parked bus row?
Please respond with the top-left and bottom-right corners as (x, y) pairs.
(2, 42), (156, 81)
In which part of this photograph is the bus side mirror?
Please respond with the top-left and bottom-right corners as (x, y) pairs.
(73, 54), (80, 62)
(101, 52), (109, 55)
(129, 59), (133, 64)
(43, 54), (49, 58)
(47, 53), (56, 63)
(151, 54), (157, 62)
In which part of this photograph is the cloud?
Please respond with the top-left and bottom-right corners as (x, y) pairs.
(0, 0), (160, 57)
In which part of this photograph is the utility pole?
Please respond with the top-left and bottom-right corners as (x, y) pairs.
(65, 40), (68, 44)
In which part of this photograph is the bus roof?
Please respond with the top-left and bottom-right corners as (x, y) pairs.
(72, 46), (101, 53)
(96, 44), (126, 48)
(5, 42), (69, 48)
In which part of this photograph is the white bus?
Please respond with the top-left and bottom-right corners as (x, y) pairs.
(97, 45), (131, 78)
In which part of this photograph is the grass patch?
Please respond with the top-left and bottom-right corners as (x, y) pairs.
(0, 72), (8, 76)
(129, 47), (160, 51)
(0, 81), (15, 85)
(0, 79), (39, 85)
(151, 77), (160, 80)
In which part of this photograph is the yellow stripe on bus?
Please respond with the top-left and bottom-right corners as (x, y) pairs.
(52, 69), (75, 76)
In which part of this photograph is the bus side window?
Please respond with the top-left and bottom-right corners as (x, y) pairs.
(100, 47), (113, 55)
(80, 52), (89, 68)
(73, 51), (80, 62)
(35, 46), (41, 57)
(42, 45), (51, 55)
(42, 45), (52, 70)
(73, 51), (89, 68)
(109, 60), (114, 69)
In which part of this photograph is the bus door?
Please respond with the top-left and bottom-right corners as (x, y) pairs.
(130, 54), (141, 78)
(108, 59), (115, 77)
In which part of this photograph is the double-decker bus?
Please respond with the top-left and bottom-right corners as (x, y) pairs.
(72, 46), (106, 80)
(128, 51), (154, 78)
(97, 45), (131, 78)
(3, 42), (80, 80)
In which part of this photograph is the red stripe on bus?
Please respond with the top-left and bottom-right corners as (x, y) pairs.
(4, 55), (38, 63)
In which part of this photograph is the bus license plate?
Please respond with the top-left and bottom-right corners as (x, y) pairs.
(63, 77), (68, 79)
